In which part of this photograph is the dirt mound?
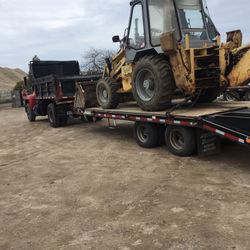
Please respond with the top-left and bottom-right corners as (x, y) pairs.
(0, 67), (27, 91)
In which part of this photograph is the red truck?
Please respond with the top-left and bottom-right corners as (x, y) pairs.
(23, 60), (100, 127)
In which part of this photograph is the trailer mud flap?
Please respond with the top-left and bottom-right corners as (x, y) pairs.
(196, 129), (221, 157)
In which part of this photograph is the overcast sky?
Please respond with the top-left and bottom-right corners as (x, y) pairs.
(0, 0), (249, 71)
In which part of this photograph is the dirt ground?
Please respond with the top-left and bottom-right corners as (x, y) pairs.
(0, 104), (250, 250)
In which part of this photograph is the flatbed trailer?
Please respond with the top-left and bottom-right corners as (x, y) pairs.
(74, 101), (250, 157)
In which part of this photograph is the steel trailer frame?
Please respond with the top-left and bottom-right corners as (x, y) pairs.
(74, 102), (250, 156)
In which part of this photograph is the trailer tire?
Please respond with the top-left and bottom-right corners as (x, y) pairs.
(132, 55), (176, 111)
(96, 78), (121, 109)
(165, 126), (196, 157)
(47, 103), (67, 128)
(134, 122), (159, 148)
(26, 105), (36, 122)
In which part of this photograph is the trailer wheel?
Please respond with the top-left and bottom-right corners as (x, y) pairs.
(96, 78), (121, 109)
(26, 105), (36, 122)
(165, 126), (196, 157)
(134, 122), (159, 148)
(47, 103), (67, 128)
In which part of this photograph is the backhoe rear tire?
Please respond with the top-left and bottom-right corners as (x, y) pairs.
(132, 55), (176, 111)
(96, 78), (121, 109)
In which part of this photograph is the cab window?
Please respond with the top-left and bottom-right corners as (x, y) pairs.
(128, 4), (145, 49)
(148, 0), (180, 46)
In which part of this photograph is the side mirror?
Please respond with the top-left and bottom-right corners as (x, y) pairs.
(112, 35), (120, 43)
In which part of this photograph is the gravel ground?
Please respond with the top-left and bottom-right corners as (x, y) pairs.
(0, 104), (250, 250)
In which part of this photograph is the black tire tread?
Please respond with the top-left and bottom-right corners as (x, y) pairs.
(165, 126), (196, 157)
(26, 105), (36, 122)
(96, 78), (121, 109)
(134, 122), (159, 148)
(47, 103), (67, 128)
(132, 55), (176, 111)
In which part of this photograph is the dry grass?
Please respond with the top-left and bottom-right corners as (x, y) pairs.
(0, 67), (26, 90)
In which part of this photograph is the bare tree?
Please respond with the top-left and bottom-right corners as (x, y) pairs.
(81, 48), (115, 75)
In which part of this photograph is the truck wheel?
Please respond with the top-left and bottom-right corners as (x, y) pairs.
(59, 117), (68, 127)
(132, 55), (176, 111)
(196, 88), (219, 103)
(47, 103), (67, 128)
(134, 122), (159, 148)
(165, 125), (196, 157)
(26, 105), (36, 122)
(96, 78), (121, 109)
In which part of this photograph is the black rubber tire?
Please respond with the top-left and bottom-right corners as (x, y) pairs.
(59, 117), (68, 127)
(196, 88), (219, 103)
(47, 103), (67, 128)
(165, 125), (196, 157)
(134, 122), (159, 148)
(26, 105), (36, 122)
(96, 78), (121, 109)
(132, 55), (176, 111)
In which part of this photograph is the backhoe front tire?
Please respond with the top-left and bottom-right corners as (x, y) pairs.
(132, 55), (176, 111)
(96, 78), (121, 109)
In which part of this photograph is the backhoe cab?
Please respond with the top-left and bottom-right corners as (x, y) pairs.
(96, 0), (250, 111)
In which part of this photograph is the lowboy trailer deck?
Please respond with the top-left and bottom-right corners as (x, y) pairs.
(75, 102), (250, 157)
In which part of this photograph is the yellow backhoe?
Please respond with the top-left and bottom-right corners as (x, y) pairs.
(96, 0), (250, 111)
